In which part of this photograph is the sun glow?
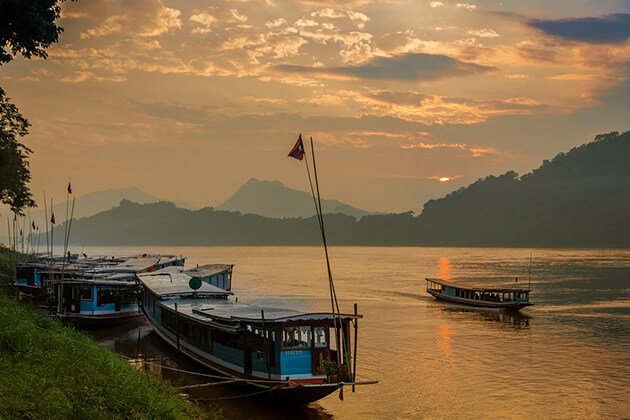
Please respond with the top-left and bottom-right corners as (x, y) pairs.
(439, 177), (450, 182)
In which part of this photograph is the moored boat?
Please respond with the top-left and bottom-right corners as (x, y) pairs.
(426, 278), (533, 310)
(49, 277), (142, 327)
(46, 254), (186, 327)
(137, 266), (364, 403)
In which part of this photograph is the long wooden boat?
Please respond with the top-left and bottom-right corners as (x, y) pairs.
(46, 254), (186, 327)
(138, 266), (362, 403)
(426, 278), (533, 310)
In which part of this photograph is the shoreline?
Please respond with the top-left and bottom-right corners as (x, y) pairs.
(0, 246), (223, 419)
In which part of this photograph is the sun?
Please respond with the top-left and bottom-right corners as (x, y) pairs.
(439, 177), (450, 182)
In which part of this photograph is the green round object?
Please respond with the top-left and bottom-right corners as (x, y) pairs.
(189, 277), (202, 290)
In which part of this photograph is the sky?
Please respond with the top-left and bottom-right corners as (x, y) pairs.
(2, 0), (630, 214)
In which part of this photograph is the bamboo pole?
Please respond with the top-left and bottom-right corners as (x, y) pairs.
(261, 310), (271, 380)
(43, 191), (49, 260)
(352, 303), (358, 392)
(307, 136), (345, 365)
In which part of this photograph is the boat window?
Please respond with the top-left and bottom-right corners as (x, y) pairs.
(314, 326), (327, 348)
(282, 326), (312, 349)
(80, 285), (93, 300)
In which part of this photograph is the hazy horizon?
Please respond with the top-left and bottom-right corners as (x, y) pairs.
(2, 1), (630, 214)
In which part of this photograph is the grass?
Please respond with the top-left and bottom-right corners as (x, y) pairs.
(0, 246), (222, 419)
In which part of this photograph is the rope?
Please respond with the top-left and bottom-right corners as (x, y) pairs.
(128, 358), (292, 385)
(191, 388), (274, 401)
(176, 379), (240, 389)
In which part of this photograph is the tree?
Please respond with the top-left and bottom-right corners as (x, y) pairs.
(0, 0), (67, 65)
(0, 88), (34, 214)
(0, 0), (70, 213)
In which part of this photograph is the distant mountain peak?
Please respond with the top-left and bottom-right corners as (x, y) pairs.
(217, 179), (374, 219)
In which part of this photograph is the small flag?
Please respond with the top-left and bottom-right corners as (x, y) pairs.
(288, 134), (305, 161)
(32, 221), (35, 230)
(51, 213), (55, 224)
(68, 181), (72, 194)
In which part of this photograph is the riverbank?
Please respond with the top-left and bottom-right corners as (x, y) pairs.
(0, 246), (222, 419)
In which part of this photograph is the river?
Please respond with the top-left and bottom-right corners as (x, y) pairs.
(85, 246), (630, 419)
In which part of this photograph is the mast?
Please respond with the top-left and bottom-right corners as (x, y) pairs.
(295, 135), (345, 365)
(528, 252), (532, 292)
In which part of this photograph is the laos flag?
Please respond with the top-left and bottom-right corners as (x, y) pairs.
(288, 134), (305, 161)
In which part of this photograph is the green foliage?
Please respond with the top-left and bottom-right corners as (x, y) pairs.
(0, 0), (68, 65)
(0, 88), (34, 214)
(321, 358), (339, 376)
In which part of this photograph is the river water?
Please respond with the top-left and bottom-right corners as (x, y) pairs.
(86, 246), (630, 419)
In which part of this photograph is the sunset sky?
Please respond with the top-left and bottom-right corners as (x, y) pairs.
(2, 0), (630, 213)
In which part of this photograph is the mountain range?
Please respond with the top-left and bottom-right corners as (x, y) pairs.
(40, 131), (630, 248)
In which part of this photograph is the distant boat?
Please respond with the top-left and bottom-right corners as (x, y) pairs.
(426, 278), (533, 311)
(138, 265), (363, 403)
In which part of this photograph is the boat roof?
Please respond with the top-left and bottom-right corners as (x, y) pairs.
(426, 278), (531, 293)
(182, 264), (233, 278)
(138, 269), (232, 298)
(162, 298), (361, 328)
(106, 256), (178, 273)
(49, 278), (136, 286)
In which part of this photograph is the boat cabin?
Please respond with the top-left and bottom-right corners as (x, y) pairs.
(49, 277), (141, 326)
(426, 278), (532, 310)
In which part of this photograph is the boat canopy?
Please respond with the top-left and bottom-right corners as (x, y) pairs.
(107, 256), (176, 273)
(157, 296), (361, 327)
(49, 278), (136, 287)
(182, 264), (233, 278)
(138, 270), (232, 298)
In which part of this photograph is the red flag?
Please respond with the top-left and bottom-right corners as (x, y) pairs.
(68, 182), (72, 194)
(288, 134), (305, 161)
(32, 221), (35, 230)
(51, 213), (56, 224)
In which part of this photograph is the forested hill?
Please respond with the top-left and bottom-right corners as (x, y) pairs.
(57, 131), (630, 247)
(415, 131), (630, 246)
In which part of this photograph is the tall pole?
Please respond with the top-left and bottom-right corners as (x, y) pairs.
(43, 191), (49, 261)
(528, 252), (532, 292)
(302, 136), (345, 365)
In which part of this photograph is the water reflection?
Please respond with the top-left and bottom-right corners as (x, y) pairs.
(436, 324), (453, 363)
(432, 304), (531, 330)
(437, 257), (452, 280)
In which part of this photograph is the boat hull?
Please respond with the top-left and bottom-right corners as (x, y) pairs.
(57, 311), (144, 328)
(428, 290), (532, 311)
(142, 307), (340, 403)
(11, 283), (50, 298)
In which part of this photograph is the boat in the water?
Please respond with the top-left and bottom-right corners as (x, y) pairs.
(137, 265), (363, 403)
(46, 254), (186, 327)
(426, 278), (533, 310)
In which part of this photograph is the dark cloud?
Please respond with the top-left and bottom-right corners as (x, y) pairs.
(528, 13), (630, 44)
(272, 53), (497, 81)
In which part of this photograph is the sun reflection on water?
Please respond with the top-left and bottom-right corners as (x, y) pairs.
(438, 257), (452, 280)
